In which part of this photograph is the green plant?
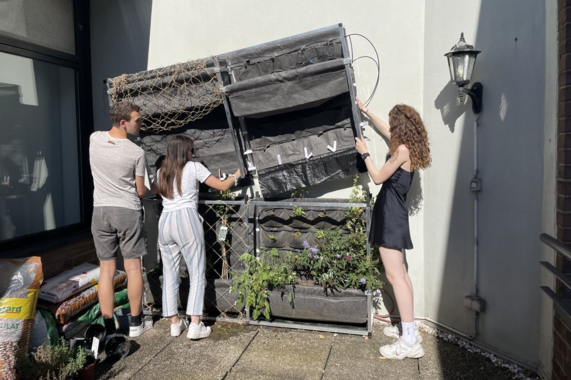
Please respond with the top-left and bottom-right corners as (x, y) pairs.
(292, 231), (301, 238)
(231, 248), (296, 320)
(290, 188), (308, 218)
(268, 235), (276, 241)
(292, 206), (305, 218)
(293, 176), (383, 292)
(15, 339), (87, 380)
(295, 231), (383, 292)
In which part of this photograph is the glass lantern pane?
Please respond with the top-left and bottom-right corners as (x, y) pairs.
(450, 54), (477, 85)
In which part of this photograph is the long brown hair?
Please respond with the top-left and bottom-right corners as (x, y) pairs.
(388, 104), (431, 171)
(158, 135), (194, 199)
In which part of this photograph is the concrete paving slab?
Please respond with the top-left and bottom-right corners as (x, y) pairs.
(131, 321), (259, 380)
(95, 319), (176, 380)
(226, 328), (334, 380)
(419, 334), (516, 380)
(323, 328), (419, 380)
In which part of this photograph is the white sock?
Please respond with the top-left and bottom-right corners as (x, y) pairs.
(401, 322), (417, 345)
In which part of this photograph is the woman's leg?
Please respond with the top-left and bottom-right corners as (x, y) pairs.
(159, 212), (183, 324)
(380, 246), (414, 323)
(403, 262), (414, 308)
(181, 209), (206, 325)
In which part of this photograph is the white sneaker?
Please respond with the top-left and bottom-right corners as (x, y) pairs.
(383, 324), (423, 343)
(379, 337), (425, 359)
(186, 322), (211, 340)
(129, 319), (153, 338)
(170, 319), (187, 337)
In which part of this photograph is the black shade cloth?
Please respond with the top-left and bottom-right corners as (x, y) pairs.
(140, 107), (240, 178)
(224, 59), (348, 118)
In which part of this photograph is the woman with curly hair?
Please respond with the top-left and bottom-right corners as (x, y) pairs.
(354, 97), (431, 359)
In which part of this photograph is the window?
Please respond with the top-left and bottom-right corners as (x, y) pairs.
(0, 0), (92, 250)
(0, 52), (80, 241)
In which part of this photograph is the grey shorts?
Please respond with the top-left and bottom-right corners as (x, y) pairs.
(91, 206), (148, 261)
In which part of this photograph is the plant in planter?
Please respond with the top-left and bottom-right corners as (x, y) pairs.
(290, 188), (308, 218)
(15, 339), (87, 380)
(230, 248), (296, 319)
(294, 176), (383, 292)
(294, 232), (383, 292)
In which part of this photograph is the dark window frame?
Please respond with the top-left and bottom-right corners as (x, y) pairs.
(0, 0), (93, 255)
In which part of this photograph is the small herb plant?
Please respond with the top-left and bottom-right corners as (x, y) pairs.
(15, 339), (87, 380)
(231, 248), (296, 320)
(290, 188), (308, 218)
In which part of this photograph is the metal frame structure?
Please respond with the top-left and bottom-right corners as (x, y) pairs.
(540, 233), (571, 327)
(214, 23), (363, 178)
(162, 198), (374, 337)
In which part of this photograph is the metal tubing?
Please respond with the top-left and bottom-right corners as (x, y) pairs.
(540, 233), (571, 261)
(213, 58), (246, 178)
(248, 320), (368, 336)
(338, 25), (362, 138)
(422, 317), (475, 340)
(249, 200), (367, 208)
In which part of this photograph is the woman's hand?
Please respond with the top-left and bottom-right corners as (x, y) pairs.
(356, 96), (368, 114)
(355, 136), (369, 155)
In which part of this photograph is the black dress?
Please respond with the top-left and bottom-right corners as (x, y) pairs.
(369, 156), (414, 250)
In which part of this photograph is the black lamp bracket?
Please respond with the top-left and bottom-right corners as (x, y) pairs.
(464, 82), (483, 114)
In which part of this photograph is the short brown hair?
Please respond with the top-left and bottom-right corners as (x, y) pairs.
(110, 101), (140, 126)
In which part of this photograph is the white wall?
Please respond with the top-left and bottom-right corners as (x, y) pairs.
(423, 0), (550, 368)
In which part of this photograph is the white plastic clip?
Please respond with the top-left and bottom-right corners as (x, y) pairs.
(277, 155), (282, 165)
(247, 160), (256, 171)
(304, 147), (313, 160)
(244, 149), (253, 155)
(327, 141), (337, 152)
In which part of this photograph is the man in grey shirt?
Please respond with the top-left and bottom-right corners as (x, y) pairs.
(90, 101), (149, 338)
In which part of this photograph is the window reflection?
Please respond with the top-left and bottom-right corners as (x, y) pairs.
(0, 52), (80, 241)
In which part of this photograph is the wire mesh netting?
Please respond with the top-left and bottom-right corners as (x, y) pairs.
(108, 58), (224, 132)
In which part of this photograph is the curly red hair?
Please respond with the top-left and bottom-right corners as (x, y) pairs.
(388, 104), (431, 171)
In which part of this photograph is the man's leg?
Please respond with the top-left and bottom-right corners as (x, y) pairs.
(99, 259), (117, 318)
(92, 207), (120, 335)
(124, 257), (143, 318)
(115, 207), (148, 336)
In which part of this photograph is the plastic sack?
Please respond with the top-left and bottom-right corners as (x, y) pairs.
(0, 256), (43, 380)
(39, 263), (100, 303)
(37, 270), (127, 323)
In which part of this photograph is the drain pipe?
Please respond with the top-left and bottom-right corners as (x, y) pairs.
(466, 114), (484, 339)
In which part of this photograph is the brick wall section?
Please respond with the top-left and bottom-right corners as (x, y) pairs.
(553, 313), (571, 380)
(555, 1), (571, 379)
(38, 238), (98, 279)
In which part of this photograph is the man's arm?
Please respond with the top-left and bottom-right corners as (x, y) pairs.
(135, 176), (146, 197)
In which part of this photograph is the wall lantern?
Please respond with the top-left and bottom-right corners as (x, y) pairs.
(445, 33), (482, 114)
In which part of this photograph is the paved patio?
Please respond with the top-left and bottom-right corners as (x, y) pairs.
(95, 320), (522, 380)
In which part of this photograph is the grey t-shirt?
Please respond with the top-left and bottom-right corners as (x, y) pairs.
(89, 131), (146, 210)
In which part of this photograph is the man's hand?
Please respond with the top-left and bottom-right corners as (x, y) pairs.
(355, 136), (369, 155)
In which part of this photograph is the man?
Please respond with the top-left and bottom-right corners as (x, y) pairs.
(90, 101), (149, 338)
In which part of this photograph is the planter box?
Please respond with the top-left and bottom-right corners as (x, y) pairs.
(267, 285), (367, 324)
(204, 278), (242, 314)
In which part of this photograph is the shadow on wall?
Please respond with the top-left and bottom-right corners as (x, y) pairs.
(432, 0), (546, 374)
(434, 81), (467, 133)
(90, 0), (154, 131)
